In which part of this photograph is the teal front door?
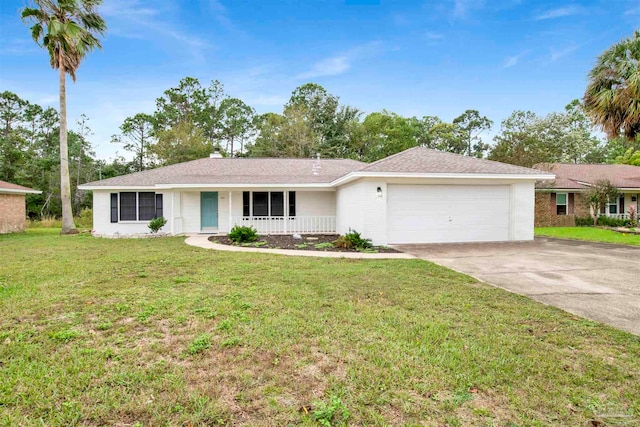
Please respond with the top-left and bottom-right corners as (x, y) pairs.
(201, 192), (218, 229)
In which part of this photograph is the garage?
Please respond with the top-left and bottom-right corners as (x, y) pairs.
(387, 184), (511, 244)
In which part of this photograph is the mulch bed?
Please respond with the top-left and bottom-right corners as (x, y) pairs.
(209, 234), (399, 253)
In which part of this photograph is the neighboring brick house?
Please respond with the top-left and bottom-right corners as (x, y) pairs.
(533, 164), (640, 227)
(0, 180), (41, 234)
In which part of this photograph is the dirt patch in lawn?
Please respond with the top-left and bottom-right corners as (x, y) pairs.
(209, 234), (399, 253)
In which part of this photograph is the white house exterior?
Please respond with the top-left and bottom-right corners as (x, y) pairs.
(79, 148), (554, 245)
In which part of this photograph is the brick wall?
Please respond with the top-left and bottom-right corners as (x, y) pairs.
(535, 192), (590, 227)
(0, 193), (27, 234)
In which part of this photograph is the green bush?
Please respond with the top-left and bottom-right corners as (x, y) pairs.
(76, 208), (93, 228)
(228, 225), (258, 243)
(333, 229), (372, 250)
(596, 216), (631, 227)
(148, 216), (167, 233)
(575, 216), (594, 227)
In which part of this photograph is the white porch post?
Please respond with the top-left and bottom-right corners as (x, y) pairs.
(228, 191), (233, 232)
(284, 190), (288, 233)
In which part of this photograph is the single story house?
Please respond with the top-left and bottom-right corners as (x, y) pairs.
(0, 180), (41, 234)
(533, 163), (640, 227)
(79, 147), (553, 245)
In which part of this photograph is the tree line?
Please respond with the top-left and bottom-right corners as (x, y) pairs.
(3, 79), (638, 219)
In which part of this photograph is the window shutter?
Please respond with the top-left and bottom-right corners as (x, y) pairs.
(155, 194), (163, 218)
(242, 192), (250, 216)
(568, 193), (574, 215)
(110, 193), (118, 223)
(288, 191), (296, 217)
(550, 193), (556, 215)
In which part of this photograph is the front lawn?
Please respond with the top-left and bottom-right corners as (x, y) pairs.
(1, 229), (639, 426)
(535, 226), (640, 246)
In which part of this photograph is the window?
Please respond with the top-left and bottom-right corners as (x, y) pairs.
(116, 192), (162, 222)
(120, 192), (137, 221)
(556, 193), (567, 215)
(270, 192), (284, 216)
(242, 191), (296, 217)
(253, 192), (269, 216)
(289, 191), (296, 217)
(138, 192), (156, 220)
(608, 197), (618, 214)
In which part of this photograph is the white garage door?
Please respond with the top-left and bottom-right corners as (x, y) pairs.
(387, 185), (510, 244)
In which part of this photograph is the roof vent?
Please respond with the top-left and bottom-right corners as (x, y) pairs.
(210, 148), (223, 159)
(312, 153), (321, 175)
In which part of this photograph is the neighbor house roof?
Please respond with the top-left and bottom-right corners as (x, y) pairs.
(0, 180), (41, 195)
(533, 163), (640, 190)
(80, 147), (553, 190)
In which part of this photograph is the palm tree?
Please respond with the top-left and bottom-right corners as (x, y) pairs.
(584, 30), (640, 141)
(21, 0), (106, 234)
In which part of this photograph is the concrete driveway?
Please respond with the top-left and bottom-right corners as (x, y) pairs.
(396, 238), (640, 336)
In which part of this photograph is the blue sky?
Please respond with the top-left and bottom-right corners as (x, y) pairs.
(1, 0), (638, 160)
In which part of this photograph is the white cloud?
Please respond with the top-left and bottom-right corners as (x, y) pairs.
(296, 56), (351, 79)
(503, 56), (518, 68)
(452, 0), (485, 19)
(624, 6), (640, 15)
(426, 32), (445, 40)
(502, 51), (528, 68)
(100, 0), (210, 62)
(534, 5), (583, 21)
(550, 44), (581, 61)
(294, 41), (385, 80)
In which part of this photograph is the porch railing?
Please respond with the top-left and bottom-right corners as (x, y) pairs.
(230, 216), (336, 234)
(599, 213), (634, 220)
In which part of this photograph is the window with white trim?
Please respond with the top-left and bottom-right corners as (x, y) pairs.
(607, 196), (618, 214)
(242, 191), (295, 217)
(556, 192), (567, 215)
(111, 192), (163, 222)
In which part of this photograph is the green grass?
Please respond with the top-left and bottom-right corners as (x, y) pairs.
(536, 226), (640, 246)
(1, 229), (639, 426)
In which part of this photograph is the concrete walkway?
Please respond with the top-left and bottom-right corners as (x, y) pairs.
(397, 237), (640, 336)
(184, 235), (415, 259)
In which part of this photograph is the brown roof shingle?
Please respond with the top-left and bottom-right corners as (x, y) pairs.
(533, 163), (640, 189)
(83, 157), (367, 187)
(361, 147), (546, 175)
(0, 180), (40, 193)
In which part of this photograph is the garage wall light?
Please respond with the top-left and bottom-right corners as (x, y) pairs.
(377, 187), (383, 198)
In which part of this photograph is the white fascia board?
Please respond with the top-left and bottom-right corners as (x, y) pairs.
(154, 183), (333, 189)
(0, 188), (42, 195)
(78, 185), (158, 191)
(330, 171), (556, 187)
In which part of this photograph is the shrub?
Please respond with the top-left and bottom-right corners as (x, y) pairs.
(228, 225), (258, 243)
(596, 216), (630, 227)
(148, 216), (167, 233)
(76, 208), (93, 228)
(575, 217), (594, 227)
(333, 229), (372, 250)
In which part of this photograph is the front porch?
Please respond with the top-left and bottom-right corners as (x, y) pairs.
(172, 189), (338, 235)
(229, 216), (336, 234)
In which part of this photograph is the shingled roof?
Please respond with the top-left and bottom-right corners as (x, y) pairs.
(361, 147), (546, 175)
(533, 163), (640, 189)
(0, 180), (41, 194)
(81, 147), (552, 189)
(83, 157), (366, 187)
